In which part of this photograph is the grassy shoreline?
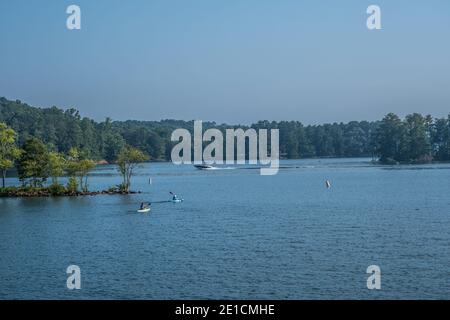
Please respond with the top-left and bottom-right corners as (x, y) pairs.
(0, 186), (141, 197)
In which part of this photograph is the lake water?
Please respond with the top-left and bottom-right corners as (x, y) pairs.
(1, 158), (450, 299)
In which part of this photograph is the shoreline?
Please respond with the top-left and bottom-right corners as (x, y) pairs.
(0, 189), (142, 198)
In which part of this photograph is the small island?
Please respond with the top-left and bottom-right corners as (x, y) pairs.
(1, 122), (148, 197)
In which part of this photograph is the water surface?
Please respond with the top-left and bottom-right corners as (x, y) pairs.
(1, 158), (450, 299)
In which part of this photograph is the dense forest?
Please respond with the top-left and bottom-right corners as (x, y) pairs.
(1, 97), (450, 164)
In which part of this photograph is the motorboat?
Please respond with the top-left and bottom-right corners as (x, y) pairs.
(194, 164), (215, 170)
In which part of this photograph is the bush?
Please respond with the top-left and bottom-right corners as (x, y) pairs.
(20, 185), (40, 193)
(0, 186), (18, 195)
(67, 177), (78, 193)
(48, 183), (66, 196)
(117, 183), (128, 193)
(107, 185), (119, 193)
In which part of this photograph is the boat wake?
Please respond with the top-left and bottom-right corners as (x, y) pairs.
(194, 164), (236, 170)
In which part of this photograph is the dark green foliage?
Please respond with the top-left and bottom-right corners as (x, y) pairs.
(117, 146), (149, 193)
(48, 183), (66, 196)
(16, 138), (49, 187)
(374, 113), (446, 164)
(66, 177), (78, 193)
(2, 97), (450, 164)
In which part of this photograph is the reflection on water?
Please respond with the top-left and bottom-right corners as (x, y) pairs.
(1, 158), (450, 299)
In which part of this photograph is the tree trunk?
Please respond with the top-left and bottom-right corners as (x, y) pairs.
(84, 176), (88, 192)
(1, 170), (6, 188)
(122, 173), (127, 191)
(79, 176), (84, 192)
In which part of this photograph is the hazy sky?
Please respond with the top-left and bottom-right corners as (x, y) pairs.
(1, 0), (449, 124)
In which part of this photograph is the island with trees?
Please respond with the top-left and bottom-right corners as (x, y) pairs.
(1, 120), (148, 196)
(1, 96), (450, 196)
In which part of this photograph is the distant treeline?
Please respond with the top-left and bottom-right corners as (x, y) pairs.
(1, 97), (450, 164)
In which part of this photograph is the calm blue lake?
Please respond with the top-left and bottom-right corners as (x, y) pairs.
(1, 158), (450, 299)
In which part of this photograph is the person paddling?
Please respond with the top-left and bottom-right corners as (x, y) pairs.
(140, 202), (150, 210)
(169, 191), (179, 201)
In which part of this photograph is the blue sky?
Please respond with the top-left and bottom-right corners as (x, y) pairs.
(0, 0), (449, 124)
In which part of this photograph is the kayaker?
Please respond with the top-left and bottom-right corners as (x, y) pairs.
(140, 202), (150, 210)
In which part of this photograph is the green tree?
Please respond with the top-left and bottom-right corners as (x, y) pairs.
(77, 159), (96, 192)
(0, 123), (22, 188)
(47, 151), (66, 185)
(17, 138), (49, 187)
(65, 148), (96, 192)
(103, 132), (125, 162)
(402, 113), (430, 162)
(343, 121), (368, 157)
(67, 177), (78, 193)
(117, 146), (149, 193)
(375, 113), (405, 163)
(432, 116), (450, 161)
